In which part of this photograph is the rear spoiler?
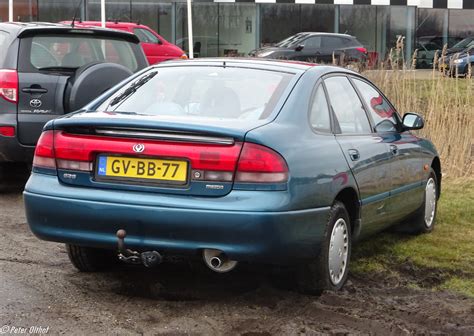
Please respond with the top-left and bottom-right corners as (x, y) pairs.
(17, 26), (140, 44)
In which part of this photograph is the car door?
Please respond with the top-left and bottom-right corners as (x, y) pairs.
(351, 77), (424, 223)
(319, 36), (344, 63)
(293, 36), (322, 62)
(324, 75), (393, 236)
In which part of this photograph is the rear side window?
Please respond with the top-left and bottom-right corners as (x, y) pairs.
(352, 78), (398, 133)
(134, 28), (160, 44)
(28, 35), (138, 72)
(309, 85), (331, 133)
(322, 37), (345, 49)
(324, 76), (371, 134)
(99, 67), (294, 121)
(0, 31), (10, 65)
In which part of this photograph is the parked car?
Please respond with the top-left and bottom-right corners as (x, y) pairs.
(415, 35), (464, 69)
(0, 22), (148, 187)
(439, 36), (474, 71)
(446, 46), (474, 77)
(249, 33), (368, 69)
(62, 21), (187, 64)
(24, 59), (441, 293)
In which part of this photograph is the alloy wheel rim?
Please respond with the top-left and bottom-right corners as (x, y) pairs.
(424, 177), (437, 228)
(328, 218), (349, 286)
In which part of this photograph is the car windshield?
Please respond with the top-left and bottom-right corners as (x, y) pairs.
(99, 66), (294, 121)
(451, 37), (474, 49)
(275, 33), (310, 48)
(30, 35), (138, 71)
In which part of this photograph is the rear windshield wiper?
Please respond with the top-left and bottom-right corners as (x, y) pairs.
(108, 71), (158, 109)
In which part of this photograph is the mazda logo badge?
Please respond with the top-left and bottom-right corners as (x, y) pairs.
(30, 99), (42, 108)
(133, 144), (145, 153)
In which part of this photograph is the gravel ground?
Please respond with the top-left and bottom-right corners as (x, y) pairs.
(1, 190), (474, 335)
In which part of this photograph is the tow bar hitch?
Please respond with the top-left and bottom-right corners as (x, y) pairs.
(116, 229), (163, 268)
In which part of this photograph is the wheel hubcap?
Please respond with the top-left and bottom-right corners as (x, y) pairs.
(424, 177), (437, 228)
(328, 218), (349, 286)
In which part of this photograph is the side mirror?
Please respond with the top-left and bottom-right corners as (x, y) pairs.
(157, 39), (163, 45)
(295, 44), (304, 52)
(402, 113), (424, 130)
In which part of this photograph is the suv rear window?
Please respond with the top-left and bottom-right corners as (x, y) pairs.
(29, 35), (138, 72)
(99, 66), (294, 121)
(0, 31), (10, 65)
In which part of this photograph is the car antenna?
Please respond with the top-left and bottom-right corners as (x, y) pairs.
(71, 0), (83, 28)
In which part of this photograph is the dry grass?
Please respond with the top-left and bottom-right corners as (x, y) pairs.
(364, 70), (473, 179)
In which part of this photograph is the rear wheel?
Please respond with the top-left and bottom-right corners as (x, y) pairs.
(400, 169), (438, 234)
(66, 244), (117, 272)
(297, 201), (351, 294)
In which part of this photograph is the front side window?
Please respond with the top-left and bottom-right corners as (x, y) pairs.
(309, 85), (331, 133)
(98, 66), (294, 122)
(29, 35), (138, 72)
(352, 78), (398, 133)
(324, 76), (371, 134)
(134, 28), (160, 44)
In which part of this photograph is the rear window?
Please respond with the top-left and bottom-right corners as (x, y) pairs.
(29, 35), (138, 72)
(99, 66), (294, 121)
(0, 31), (10, 65)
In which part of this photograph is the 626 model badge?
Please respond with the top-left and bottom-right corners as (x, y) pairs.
(29, 99), (42, 108)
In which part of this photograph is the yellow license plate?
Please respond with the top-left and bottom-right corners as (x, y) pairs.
(97, 156), (188, 183)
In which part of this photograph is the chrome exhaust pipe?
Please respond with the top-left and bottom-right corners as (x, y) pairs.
(203, 249), (237, 273)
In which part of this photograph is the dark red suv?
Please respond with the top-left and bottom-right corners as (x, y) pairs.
(63, 21), (187, 65)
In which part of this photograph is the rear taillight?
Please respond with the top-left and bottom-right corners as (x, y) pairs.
(356, 47), (368, 54)
(235, 143), (288, 183)
(0, 126), (15, 137)
(33, 131), (56, 170)
(0, 69), (18, 103)
(33, 131), (289, 186)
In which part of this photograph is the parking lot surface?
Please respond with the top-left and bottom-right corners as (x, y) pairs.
(1, 190), (473, 335)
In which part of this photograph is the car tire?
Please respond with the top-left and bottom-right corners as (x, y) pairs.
(297, 201), (352, 295)
(401, 169), (439, 235)
(66, 244), (117, 272)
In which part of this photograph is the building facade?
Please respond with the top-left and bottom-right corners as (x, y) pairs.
(0, 0), (473, 62)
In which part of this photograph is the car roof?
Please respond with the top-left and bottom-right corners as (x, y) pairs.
(295, 32), (355, 38)
(153, 57), (324, 72)
(62, 21), (150, 29)
(0, 22), (140, 43)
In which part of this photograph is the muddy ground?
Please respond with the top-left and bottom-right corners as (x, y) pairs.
(1, 190), (474, 336)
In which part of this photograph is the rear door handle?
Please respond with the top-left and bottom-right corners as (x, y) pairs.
(390, 144), (398, 155)
(22, 87), (48, 94)
(348, 149), (360, 161)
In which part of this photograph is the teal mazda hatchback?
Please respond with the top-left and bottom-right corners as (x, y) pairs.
(24, 59), (441, 293)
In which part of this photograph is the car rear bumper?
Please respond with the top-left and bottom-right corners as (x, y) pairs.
(24, 174), (330, 264)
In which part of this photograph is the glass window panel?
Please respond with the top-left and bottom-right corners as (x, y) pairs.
(176, 3), (218, 58)
(260, 4), (301, 47)
(87, 0), (131, 22)
(449, 10), (474, 40)
(38, 0), (83, 22)
(0, 0), (8, 22)
(340, 5), (376, 52)
(11, 0), (38, 22)
(303, 36), (321, 48)
(131, 1), (172, 42)
(324, 76), (371, 134)
(300, 5), (334, 33)
(218, 4), (256, 57)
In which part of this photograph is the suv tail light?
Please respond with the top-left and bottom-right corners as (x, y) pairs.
(0, 69), (18, 103)
(356, 47), (368, 54)
(235, 143), (288, 183)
